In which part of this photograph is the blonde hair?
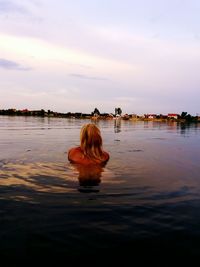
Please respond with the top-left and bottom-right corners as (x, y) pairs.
(80, 123), (103, 161)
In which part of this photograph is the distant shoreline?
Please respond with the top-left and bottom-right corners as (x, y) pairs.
(0, 114), (199, 124)
(0, 109), (200, 123)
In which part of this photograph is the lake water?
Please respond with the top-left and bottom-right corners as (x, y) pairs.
(0, 115), (200, 266)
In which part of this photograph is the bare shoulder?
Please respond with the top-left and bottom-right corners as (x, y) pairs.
(68, 147), (82, 162)
(68, 147), (80, 154)
(102, 150), (110, 162)
(68, 147), (109, 165)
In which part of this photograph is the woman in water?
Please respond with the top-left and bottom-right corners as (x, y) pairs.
(68, 123), (109, 165)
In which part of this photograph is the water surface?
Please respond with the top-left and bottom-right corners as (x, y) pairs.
(0, 116), (200, 265)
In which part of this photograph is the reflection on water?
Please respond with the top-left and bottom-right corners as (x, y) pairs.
(74, 164), (103, 193)
(114, 118), (121, 133)
(1, 116), (200, 264)
(0, 162), (75, 194)
(0, 161), (116, 201)
(177, 122), (200, 136)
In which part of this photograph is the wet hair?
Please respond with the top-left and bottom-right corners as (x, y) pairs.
(80, 123), (103, 161)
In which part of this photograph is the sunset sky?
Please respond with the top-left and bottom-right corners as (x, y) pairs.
(0, 0), (200, 115)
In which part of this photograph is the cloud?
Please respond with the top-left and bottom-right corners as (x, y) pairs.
(0, 58), (31, 70)
(69, 73), (108, 81)
(0, 0), (28, 14)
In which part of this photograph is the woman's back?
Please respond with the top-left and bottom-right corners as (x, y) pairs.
(68, 123), (109, 165)
(68, 146), (109, 165)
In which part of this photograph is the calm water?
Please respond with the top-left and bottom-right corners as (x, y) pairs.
(0, 115), (200, 266)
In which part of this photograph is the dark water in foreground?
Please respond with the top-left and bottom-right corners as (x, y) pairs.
(0, 116), (200, 266)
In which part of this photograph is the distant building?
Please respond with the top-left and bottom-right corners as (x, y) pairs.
(144, 114), (157, 119)
(168, 113), (179, 119)
(21, 109), (29, 113)
(122, 114), (130, 120)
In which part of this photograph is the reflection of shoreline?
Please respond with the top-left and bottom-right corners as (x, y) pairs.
(73, 164), (104, 193)
(114, 118), (121, 133)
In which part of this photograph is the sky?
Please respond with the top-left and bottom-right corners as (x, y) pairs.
(0, 0), (200, 115)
